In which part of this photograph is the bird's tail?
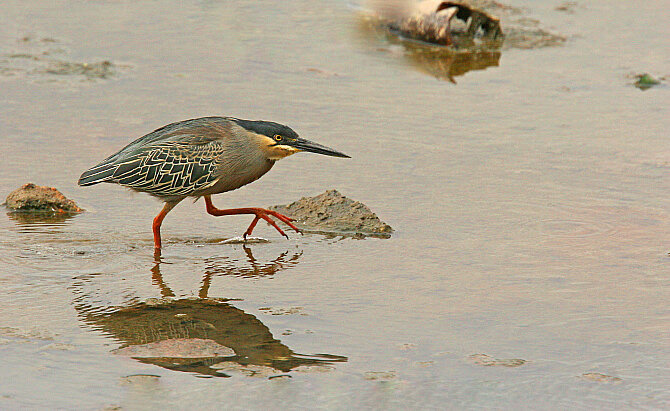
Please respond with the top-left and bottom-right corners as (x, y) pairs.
(78, 161), (116, 186)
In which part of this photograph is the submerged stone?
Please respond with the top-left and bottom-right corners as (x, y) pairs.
(580, 372), (623, 383)
(44, 60), (116, 79)
(468, 353), (526, 367)
(270, 189), (394, 238)
(4, 183), (82, 213)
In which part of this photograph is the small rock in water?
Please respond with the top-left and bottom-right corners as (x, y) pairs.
(270, 190), (393, 237)
(468, 353), (526, 367)
(364, 371), (397, 381)
(580, 372), (622, 383)
(4, 183), (82, 213)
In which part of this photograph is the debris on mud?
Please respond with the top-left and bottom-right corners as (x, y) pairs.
(387, 0), (503, 47)
(468, 353), (527, 367)
(44, 60), (116, 79)
(633, 73), (663, 90)
(4, 183), (82, 213)
(269, 190), (394, 238)
(366, 0), (504, 49)
(365, 0), (565, 50)
(360, 1), (565, 81)
(580, 372), (623, 383)
(0, 35), (129, 81)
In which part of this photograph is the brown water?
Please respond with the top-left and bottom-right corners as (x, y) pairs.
(1, 0), (669, 409)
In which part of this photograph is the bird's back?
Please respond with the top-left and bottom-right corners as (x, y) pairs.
(78, 117), (272, 201)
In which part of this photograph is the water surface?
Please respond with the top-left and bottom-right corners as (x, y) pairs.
(1, 0), (669, 409)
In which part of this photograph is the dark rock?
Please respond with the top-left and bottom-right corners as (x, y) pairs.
(4, 183), (82, 213)
(270, 190), (394, 238)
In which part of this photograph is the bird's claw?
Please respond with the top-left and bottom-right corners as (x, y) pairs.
(243, 209), (299, 240)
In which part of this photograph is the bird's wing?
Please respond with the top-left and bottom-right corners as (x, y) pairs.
(78, 117), (232, 190)
(110, 140), (225, 197)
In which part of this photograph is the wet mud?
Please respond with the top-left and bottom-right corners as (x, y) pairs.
(0, 36), (127, 81)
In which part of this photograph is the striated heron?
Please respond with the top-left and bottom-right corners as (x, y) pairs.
(78, 116), (349, 250)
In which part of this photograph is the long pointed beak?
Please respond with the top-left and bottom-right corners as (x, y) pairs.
(293, 137), (350, 158)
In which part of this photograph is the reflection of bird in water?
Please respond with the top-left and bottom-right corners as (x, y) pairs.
(201, 245), (303, 280)
(74, 247), (346, 378)
(78, 117), (349, 253)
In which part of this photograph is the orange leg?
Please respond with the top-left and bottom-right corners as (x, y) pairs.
(152, 201), (180, 251)
(203, 195), (301, 239)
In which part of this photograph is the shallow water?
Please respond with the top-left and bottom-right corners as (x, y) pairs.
(1, 0), (669, 409)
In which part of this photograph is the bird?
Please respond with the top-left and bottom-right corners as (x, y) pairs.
(78, 116), (349, 251)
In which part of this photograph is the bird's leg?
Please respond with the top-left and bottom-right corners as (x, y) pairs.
(152, 201), (180, 251)
(203, 195), (301, 239)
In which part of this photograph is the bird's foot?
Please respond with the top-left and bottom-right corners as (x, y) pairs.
(243, 209), (301, 239)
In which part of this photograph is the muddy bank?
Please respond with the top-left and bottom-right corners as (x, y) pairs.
(4, 183), (82, 213)
(270, 190), (394, 238)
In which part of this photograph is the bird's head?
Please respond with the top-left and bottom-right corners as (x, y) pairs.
(233, 118), (350, 161)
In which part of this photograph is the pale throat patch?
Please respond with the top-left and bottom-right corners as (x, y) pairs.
(256, 135), (301, 160)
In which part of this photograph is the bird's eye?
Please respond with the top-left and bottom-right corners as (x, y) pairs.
(273, 134), (283, 142)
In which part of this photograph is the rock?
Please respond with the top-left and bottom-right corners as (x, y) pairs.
(580, 372), (622, 383)
(364, 371), (397, 381)
(269, 190), (394, 237)
(4, 183), (82, 213)
(468, 353), (526, 367)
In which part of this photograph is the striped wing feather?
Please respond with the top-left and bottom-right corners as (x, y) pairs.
(78, 117), (237, 197)
(81, 140), (224, 197)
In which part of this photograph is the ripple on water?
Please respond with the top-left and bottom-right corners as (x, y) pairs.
(493, 199), (668, 251)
